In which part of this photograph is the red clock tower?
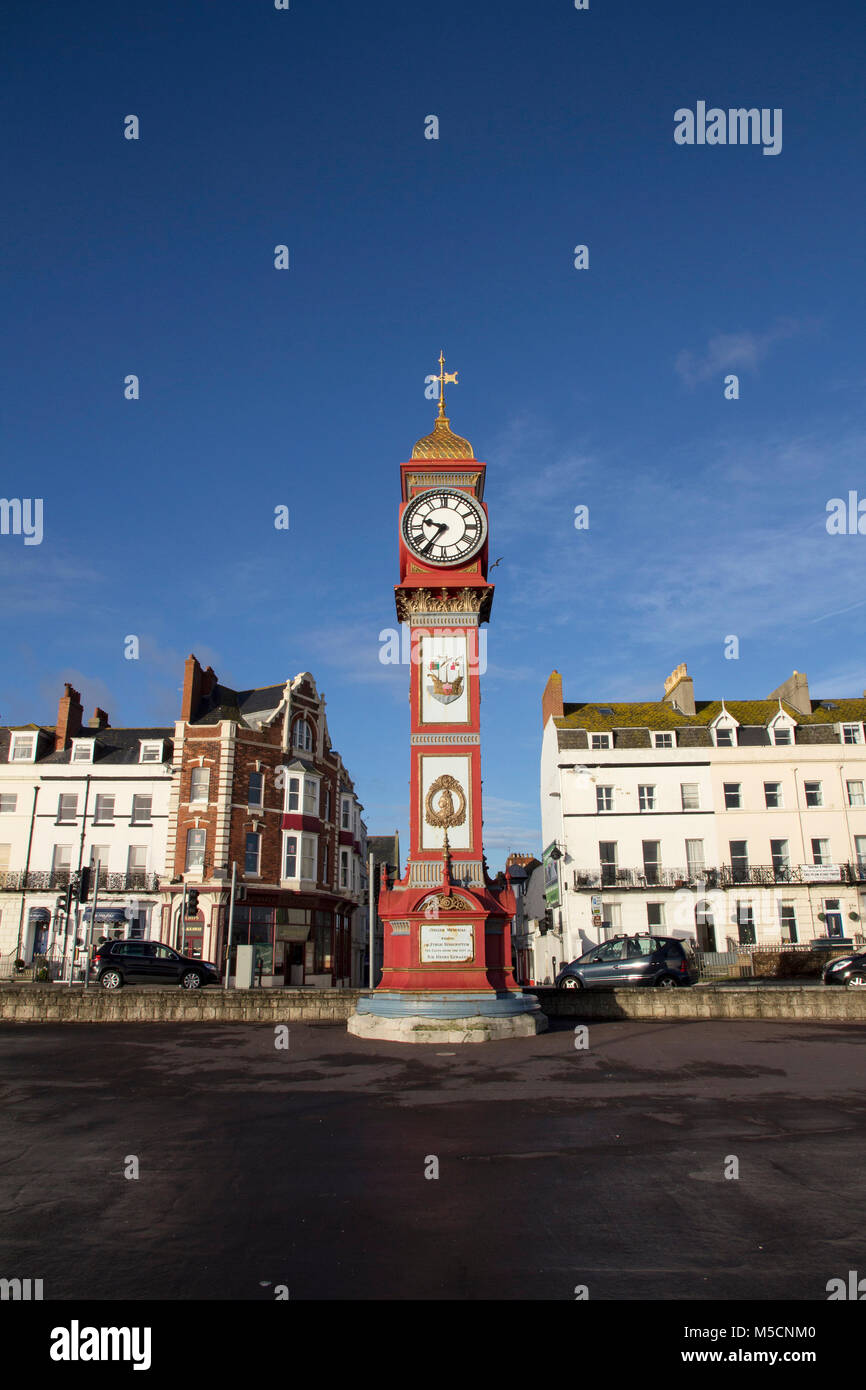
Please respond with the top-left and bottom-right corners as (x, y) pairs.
(348, 357), (547, 1043)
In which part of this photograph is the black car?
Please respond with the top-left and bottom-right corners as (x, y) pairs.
(92, 940), (221, 990)
(555, 934), (697, 990)
(823, 952), (866, 987)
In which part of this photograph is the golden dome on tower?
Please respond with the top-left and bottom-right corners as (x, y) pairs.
(411, 351), (475, 458)
(411, 416), (475, 459)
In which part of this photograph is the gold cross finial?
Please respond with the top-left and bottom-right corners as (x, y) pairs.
(437, 350), (459, 419)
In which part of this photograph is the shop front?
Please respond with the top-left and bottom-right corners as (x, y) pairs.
(224, 901), (355, 988)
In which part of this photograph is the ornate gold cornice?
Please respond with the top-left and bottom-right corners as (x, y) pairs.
(406, 472), (480, 488)
(395, 586), (487, 620)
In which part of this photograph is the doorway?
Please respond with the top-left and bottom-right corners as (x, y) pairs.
(286, 941), (304, 985)
(695, 901), (716, 952)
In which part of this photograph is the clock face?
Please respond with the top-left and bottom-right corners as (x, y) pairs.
(401, 489), (488, 566)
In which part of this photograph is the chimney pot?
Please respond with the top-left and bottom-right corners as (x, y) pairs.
(768, 670), (811, 717)
(663, 663), (695, 716)
(542, 671), (564, 727)
(55, 684), (84, 751)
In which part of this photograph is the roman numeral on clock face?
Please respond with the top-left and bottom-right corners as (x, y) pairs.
(402, 488), (487, 566)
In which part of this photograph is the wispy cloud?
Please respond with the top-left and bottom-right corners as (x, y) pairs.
(36, 668), (118, 726)
(297, 618), (407, 693)
(0, 548), (105, 615)
(675, 317), (806, 387)
(476, 410), (866, 702)
(481, 794), (540, 855)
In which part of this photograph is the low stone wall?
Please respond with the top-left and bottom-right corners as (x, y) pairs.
(1, 984), (865, 1025)
(0, 985), (370, 1024)
(530, 985), (866, 1022)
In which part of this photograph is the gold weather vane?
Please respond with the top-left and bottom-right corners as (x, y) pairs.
(411, 351), (475, 458)
(437, 350), (459, 418)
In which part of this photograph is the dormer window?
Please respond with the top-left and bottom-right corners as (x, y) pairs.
(710, 708), (740, 747)
(590, 733), (611, 750)
(9, 733), (36, 762)
(768, 711), (796, 745)
(653, 732), (675, 749)
(842, 723), (863, 745)
(139, 740), (163, 764)
(71, 740), (94, 763)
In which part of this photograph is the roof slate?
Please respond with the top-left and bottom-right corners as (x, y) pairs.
(0, 726), (173, 766)
(191, 681), (287, 727)
(555, 697), (866, 734)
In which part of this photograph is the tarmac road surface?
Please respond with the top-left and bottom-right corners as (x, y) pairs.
(0, 1018), (863, 1301)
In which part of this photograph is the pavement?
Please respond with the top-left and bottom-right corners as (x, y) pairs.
(1, 1017), (864, 1301)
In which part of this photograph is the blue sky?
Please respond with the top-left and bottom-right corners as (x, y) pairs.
(3, 0), (866, 867)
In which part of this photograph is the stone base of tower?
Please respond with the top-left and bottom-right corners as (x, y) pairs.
(346, 991), (548, 1044)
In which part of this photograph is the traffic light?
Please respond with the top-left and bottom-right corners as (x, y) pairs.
(77, 866), (91, 902)
(186, 889), (199, 916)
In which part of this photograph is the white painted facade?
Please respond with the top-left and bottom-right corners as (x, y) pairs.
(0, 731), (173, 970)
(535, 670), (866, 981)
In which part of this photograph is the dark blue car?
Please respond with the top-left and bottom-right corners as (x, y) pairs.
(555, 934), (696, 990)
(823, 952), (866, 987)
(93, 939), (221, 990)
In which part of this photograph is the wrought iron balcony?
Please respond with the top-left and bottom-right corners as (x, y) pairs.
(572, 863), (857, 891)
(0, 870), (160, 893)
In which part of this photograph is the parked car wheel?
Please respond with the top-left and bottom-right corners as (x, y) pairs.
(656, 975), (678, 988)
(181, 970), (203, 990)
(99, 970), (123, 990)
(846, 974), (866, 988)
(560, 976), (582, 990)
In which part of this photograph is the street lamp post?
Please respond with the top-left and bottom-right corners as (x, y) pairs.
(224, 861), (237, 989)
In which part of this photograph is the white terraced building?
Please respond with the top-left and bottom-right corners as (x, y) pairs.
(533, 664), (866, 984)
(0, 684), (172, 974)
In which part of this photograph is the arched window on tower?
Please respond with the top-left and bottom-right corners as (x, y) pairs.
(293, 718), (313, 753)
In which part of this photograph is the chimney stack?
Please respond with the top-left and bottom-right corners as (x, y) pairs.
(88, 708), (110, 730)
(768, 670), (811, 717)
(663, 662), (695, 716)
(542, 671), (564, 727)
(55, 684), (83, 751)
(181, 656), (219, 722)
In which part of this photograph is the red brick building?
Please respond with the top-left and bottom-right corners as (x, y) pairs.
(161, 655), (367, 987)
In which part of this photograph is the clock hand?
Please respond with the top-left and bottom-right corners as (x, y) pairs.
(420, 522), (448, 554)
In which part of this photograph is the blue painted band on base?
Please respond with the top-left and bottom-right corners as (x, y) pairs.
(355, 991), (544, 1020)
